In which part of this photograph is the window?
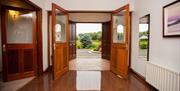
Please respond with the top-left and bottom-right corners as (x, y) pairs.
(138, 14), (150, 61)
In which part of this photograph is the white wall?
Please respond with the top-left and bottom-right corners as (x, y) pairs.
(48, 0), (135, 11)
(131, 0), (180, 77)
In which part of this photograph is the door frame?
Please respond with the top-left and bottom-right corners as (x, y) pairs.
(47, 11), (52, 69)
(47, 9), (132, 71)
(0, 0), (43, 81)
(65, 21), (111, 59)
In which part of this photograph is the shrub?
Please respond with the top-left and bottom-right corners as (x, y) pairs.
(139, 40), (148, 49)
(76, 40), (82, 49)
(80, 35), (92, 48)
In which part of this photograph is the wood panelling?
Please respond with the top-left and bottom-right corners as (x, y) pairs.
(24, 49), (34, 71)
(7, 50), (19, 74)
(102, 22), (111, 60)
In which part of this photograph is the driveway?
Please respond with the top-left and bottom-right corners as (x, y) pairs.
(77, 49), (101, 58)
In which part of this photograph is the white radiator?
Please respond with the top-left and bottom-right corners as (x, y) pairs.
(146, 62), (180, 91)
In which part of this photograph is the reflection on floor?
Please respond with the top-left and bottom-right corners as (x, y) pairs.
(69, 58), (110, 71)
(0, 76), (34, 91)
(1, 57), (157, 91)
(18, 70), (156, 91)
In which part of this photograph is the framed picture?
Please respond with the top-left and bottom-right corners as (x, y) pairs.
(163, 0), (180, 37)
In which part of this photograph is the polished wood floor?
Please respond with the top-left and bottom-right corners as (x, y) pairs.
(69, 58), (110, 71)
(18, 70), (156, 91)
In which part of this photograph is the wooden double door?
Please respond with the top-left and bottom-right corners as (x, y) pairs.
(51, 4), (130, 80)
(1, 8), (37, 81)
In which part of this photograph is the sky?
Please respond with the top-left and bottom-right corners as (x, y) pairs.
(76, 23), (102, 35)
(139, 24), (149, 32)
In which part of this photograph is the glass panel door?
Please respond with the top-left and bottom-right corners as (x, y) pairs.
(6, 10), (35, 44)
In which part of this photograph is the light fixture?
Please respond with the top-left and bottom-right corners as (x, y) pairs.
(8, 10), (19, 18)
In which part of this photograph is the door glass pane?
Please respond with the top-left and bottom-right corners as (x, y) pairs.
(6, 10), (35, 44)
(113, 10), (126, 43)
(55, 9), (66, 42)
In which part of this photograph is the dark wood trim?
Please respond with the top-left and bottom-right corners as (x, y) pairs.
(52, 3), (68, 14)
(112, 4), (129, 14)
(36, 10), (43, 75)
(162, 0), (180, 37)
(47, 11), (51, 68)
(129, 12), (132, 68)
(130, 68), (158, 91)
(24, 0), (42, 10)
(0, 5), (34, 11)
(130, 68), (145, 81)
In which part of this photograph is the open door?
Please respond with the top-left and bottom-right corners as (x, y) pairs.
(69, 21), (76, 60)
(110, 5), (130, 78)
(52, 3), (69, 80)
(102, 22), (111, 60)
(1, 7), (37, 81)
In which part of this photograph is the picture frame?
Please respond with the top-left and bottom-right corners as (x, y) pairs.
(163, 0), (180, 37)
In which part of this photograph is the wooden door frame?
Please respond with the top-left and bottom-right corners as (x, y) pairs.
(0, 0), (43, 81)
(47, 11), (52, 69)
(47, 8), (132, 70)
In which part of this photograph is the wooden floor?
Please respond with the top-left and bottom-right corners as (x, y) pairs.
(69, 58), (110, 71)
(18, 70), (156, 91)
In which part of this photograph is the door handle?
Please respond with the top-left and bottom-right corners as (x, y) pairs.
(2, 44), (6, 52)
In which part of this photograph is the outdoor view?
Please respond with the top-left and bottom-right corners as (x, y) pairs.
(139, 23), (149, 61)
(76, 23), (102, 58)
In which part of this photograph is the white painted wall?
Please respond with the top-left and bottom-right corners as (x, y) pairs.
(131, 0), (180, 77)
(48, 0), (135, 11)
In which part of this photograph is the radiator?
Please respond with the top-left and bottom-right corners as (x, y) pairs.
(146, 62), (180, 91)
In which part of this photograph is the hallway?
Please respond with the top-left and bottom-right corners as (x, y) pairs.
(17, 58), (156, 91)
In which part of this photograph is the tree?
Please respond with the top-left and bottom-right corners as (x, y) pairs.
(80, 35), (92, 48)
